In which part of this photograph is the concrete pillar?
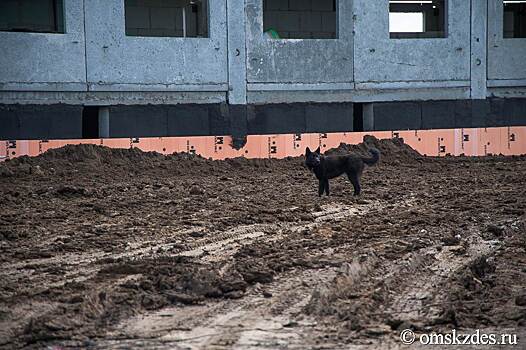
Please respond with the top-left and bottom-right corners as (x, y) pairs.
(470, 0), (488, 99)
(227, 0), (247, 105)
(363, 103), (374, 131)
(98, 106), (110, 138)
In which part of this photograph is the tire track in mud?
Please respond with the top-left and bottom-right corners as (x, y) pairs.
(0, 199), (388, 334)
(385, 232), (500, 324)
(94, 199), (409, 349)
(102, 267), (340, 350)
(180, 270), (329, 350)
(1, 196), (414, 349)
(177, 201), (382, 261)
(0, 199), (383, 277)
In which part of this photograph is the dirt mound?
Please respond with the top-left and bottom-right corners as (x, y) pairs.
(6, 144), (191, 168)
(0, 144), (217, 178)
(325, 135), (424, 165)
(0, 136), (423, 180)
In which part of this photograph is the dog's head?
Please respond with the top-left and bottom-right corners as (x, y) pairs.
(305, 147), (321, 170)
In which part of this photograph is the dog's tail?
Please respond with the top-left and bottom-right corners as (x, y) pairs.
(362, 148), (380, 166)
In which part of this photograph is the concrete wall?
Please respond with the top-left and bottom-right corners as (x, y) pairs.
(487, 0), (526, 94)
(354, 0), (470, 84)
(350, 0), (471, 103)
(246, 0), (353, 86)
(124, 1), (186, 37)
(0, 0), (86, 92)
(85, 0), (227, 92)
(262, 0), (337, 39)
(0, 0), (525, 106)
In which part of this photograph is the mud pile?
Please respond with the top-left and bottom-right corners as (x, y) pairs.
(325, 135), (424, 165)
(0, 144), (215, 177)
(0, 136), (422, 179)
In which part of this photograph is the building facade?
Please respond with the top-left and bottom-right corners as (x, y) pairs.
(0, 0), (525, 142)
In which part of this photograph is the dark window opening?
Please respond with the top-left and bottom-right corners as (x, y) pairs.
(0, 0), (64, 33)
(82, 106), (99, 139)
(504, 1), (526, 38)
(124, 0), (208, 38)
(389, 0), (446, 39)
(353, 103), (364, 132)
(263, 0), (338, 39)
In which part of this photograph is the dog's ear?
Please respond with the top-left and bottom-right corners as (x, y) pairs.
(315, 146), (321, 154)
(305, 147), (311, 155)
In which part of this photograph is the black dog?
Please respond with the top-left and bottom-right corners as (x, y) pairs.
(305, 147), (380, 196)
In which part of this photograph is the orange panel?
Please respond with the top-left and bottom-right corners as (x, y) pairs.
(0, 141), (7, 161)
(453, 129), (463, 156)
(130, 137), (165, 154)
(500, 127), (512, 156)
(71, 139), (100, 145)
(517, 127), (526, 155)
(345, 132), (367, 145)
(512, 127), (526, 155)
(243, 135), (264, 159)
(273, 134), (291, 159)
(216, 136), (247, 159)
(39, 139), (99, 155)
(5, 140), (39, 159)
(285, 132), (336, 158)
(317, 133), (330, 153)
(210, 136), (229, 160)
(501, 127), (526, 156)
(418, 129), (456, 157)
(18, 140), (41, 157)
(101, 138), (131, 150)
(5, 140), (18, 159)
(323, 132), (348, 151)
(195, 136), (219, 159)
(457, 128), (484, 156)
(304, 133), (322, 153)
(59, 139), (100, 146)
(182, 136), (216, 159)
(160, 137), (184, 154)
(263, 135), (281, 159)
(418, 130), (440, 157)
(437, 129), (456, 157)
(2, 126), (524, 162)
(39, 140), (67, 154)
(304, 132), (355, 154)
(481, 128), (503, 156)
(283, 133), (306, 158)
(395, 130), (425, 154)
(368, 131), (393, 142)
(37, 140), (54, 154)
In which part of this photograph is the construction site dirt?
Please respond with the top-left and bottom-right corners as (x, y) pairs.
(0, 137), (525, 349)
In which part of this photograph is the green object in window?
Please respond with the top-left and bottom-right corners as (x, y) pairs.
(264, 28), (280, 39)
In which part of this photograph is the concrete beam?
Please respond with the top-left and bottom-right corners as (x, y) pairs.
(227, 0), (247, 104)
(470, 0), (488, 99)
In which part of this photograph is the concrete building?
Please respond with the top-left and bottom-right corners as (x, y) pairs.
(0, 0), (525, 144)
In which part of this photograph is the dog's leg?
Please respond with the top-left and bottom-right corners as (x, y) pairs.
(324, 179), (330, 196)
(347, 173), (361, 196)
(318, 179), (325, 197)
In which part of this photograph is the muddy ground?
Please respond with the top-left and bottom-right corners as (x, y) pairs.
(0, 137), (525, 349)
